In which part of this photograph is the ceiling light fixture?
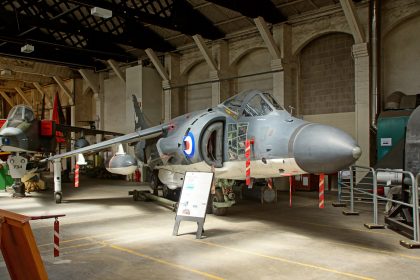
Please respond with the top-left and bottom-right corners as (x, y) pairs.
(21, 44), (34, 53)
(90, 7), (112, 18)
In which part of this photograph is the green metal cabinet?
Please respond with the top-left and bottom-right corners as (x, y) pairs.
(377, 110), (411, 161)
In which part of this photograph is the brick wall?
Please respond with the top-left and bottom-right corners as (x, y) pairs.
(299, 33), (355, 115)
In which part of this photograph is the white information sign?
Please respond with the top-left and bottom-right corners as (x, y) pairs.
(176, 172), (214, 219)
(7, 155), (28, 179)
(381, 138), (392, 147)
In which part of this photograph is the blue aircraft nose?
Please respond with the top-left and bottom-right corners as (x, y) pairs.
(292, 124), (361, 174)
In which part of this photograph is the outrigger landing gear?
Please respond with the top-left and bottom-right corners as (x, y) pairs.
(53, 159), (62, 204)
(55, 192), (62, 204)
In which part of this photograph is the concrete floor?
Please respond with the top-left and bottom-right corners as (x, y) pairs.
(1, 177), (420, 280)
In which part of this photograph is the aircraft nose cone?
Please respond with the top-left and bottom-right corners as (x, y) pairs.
(0, 127), (22, 136)
(292, 124), (361, 174)
(352, 146), (362, 160)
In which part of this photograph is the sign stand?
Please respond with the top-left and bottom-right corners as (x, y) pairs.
(173, 216), (205, 239)
(173, 171), (214, 239)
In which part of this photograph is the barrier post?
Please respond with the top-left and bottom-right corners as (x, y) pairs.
(74, 163), (79, 188)
(399, 172), (420, 248)
(289, 176), (292, 208)
(333, 171), (347, 207)
(350, 166), (354, 212)
(29, 214), (65, 257)
(343, 166), (359, 215)
(54, 218), (59, 257)
(338, 171), (342, 202)
(364, 168), (385, 229)
(245, 139), (251, 187)
(319, 174), (325, 209)
(411, 174), (419, 243)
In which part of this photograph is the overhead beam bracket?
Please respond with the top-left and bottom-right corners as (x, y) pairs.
(107, 59), (126, 83)
(192, 35), (218, 73)
(14, 87), (31, 107)
(254, 17), (281, 60)
(33, 82), (53, 108)
(0, 90), (14, 107)
(78, 69), (99, 95)
(339, 0), (365, 44)
(145, 48), (170, 81)
(53, 76), (74, 105)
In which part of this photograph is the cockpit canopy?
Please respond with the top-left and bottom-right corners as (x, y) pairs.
(222, 90), (283, 117)
(4, 105), (35, 128)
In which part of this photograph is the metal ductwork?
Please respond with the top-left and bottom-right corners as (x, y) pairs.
(384, 91), (405, 110)
(370, 0), (382, 130)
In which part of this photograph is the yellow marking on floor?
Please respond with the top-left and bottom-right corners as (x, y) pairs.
(189, 239), (374, 280)
(40, 241), (103, 252)
(324, 241), (420, 261)
(39, 234), (112, 247)
(286, 218), (395, 237)
(38, 228), (143, 247)
(107, 243), (225, 280)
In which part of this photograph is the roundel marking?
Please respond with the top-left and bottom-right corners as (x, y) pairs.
(183, 132), (195, 158)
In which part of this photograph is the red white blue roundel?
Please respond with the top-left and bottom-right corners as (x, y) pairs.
(183, 132), (195, 158)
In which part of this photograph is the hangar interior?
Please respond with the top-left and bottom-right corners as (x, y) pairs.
(1, 0), (420, 279)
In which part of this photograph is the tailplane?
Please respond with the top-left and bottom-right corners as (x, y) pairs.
(132, 95), (148, 131)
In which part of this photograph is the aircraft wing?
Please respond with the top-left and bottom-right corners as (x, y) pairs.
(46, 124), (169, 161)
(56, 124), (124, 136)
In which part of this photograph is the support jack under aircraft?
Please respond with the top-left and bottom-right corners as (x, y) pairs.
(44, 89), (361, 214)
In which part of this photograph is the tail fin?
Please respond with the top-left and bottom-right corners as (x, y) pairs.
(132, 95), (148, 131)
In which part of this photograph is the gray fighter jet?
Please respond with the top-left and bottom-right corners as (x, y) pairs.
(46, 89), (361, 212)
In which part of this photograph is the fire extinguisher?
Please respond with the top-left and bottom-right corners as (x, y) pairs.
(134, 169), (141, 182)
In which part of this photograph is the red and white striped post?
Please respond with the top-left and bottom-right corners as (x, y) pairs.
(289, 176), (293, 208)
(74, 163), (79, 188)
(245, 139), (251, 188)
(54, 218), (60, 257)
(319, 173), (325, 209)
(267, 178), (273, 189)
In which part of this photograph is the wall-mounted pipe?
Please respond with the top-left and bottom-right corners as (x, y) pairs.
(370, 0), (382, 130)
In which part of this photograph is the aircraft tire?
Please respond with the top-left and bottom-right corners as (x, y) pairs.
(212, 189), (227, 216)
(150, 170), (160, 195)
(162, 185), (170, 198)
(55, 192), (62, 204)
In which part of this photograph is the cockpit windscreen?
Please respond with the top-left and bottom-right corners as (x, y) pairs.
(5, 105), (35, 128)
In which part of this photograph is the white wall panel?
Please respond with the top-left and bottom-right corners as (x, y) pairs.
(104, 74), (127, 133)
(303, 112), (356, 138)
(236, 48), (272, 94)
(383, 15), (420, 98)
(186, 62), (212, 112)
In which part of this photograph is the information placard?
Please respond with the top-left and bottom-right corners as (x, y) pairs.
(173, 171), (214, 239)
(176, 172), (214, 218)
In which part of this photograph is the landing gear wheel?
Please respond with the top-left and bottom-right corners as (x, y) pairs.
(55, 192), (62, 204)
(12, 182), (25, 198)
(150, 171), (160, 195)
(162, 185), (170, 198)
(162, 186), (180, 201)
(212, 189), (227, 216)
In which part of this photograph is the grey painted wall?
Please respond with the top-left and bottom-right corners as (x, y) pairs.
(383, 15), (420, 98)
(299, 33), (355, 115)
